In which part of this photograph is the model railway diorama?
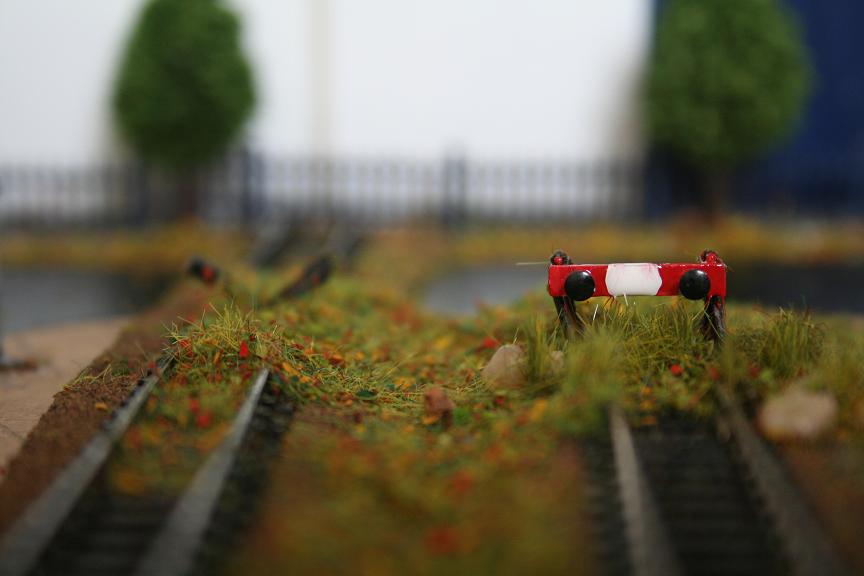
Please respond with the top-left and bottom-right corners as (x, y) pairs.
(0, 233), (857, 576)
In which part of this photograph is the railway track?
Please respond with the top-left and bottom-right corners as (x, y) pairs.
(0, 357), (171, 576)
(0, 247), (343, 576)
(0, 366), (293, 576)
(586, 395), (850, 576)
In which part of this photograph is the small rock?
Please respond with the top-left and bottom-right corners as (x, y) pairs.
(482, 344), (525, 389)
(549, 350), (565, 374)
(424, 386), (455, 428)
(759, 386), (838, 441)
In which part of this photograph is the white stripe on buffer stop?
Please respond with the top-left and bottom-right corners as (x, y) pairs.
(605, 263), (663, 297)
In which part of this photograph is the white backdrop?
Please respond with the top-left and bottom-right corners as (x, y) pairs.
(0, 0), (651, 165)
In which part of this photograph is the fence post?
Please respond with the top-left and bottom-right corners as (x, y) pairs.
(441, 155), (468, 229)
(239, 146), (256, 226)
(315, 155), (335, 227)
(128, 161), (149, 227)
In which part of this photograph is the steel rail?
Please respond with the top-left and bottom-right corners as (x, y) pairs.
(716, 387), (850, 576)
(135, 368), (270, 576)
(609, 407), (683, 576)
(0, 357), (172, 576)
(607, 392), (852, 576)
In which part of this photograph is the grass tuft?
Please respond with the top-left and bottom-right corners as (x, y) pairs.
(547, 329), (624, 436)
(757, 309), (824, 380)
(521, 315), (563, 395)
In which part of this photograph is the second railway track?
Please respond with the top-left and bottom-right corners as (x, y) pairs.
(585, 395), (850, 576)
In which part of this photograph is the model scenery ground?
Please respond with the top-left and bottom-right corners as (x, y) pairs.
(1, 222), (862, 574)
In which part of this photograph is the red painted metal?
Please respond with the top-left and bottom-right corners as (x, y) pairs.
(548, 262), (726, 299)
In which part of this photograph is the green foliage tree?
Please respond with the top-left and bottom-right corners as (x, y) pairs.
(113, 0), (255, 179)
(645, 0), (810, 215)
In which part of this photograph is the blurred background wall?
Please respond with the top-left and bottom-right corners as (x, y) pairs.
(647, 0), (864, 216)
(739, 0), (864, 214)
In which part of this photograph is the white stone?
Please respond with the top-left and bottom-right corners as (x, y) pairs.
(759, 387), (838, 441)
(482, 344), (526, 389)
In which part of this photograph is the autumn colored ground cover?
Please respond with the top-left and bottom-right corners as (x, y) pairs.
(198, 288), (855, 576)
(0, 280), (212, 535)
(4, 223), (862, 572)
(92, 235), (858, 574)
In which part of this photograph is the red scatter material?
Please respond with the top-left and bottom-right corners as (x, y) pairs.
(195, 411), (213, 429)
(448, 470), (474, 497)
(424, 525), (459, 555)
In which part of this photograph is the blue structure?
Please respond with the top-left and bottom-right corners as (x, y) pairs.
(648, 0), (864, 216)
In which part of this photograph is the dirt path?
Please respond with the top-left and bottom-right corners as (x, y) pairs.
(0, 317), (130, 476)
(0, 282), (210, 537)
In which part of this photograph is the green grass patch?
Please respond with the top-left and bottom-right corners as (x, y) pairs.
(90, 231), (864, 573)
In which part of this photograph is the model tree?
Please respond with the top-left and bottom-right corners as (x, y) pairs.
(113, 0), (255, 214)
(645, 0), (810, 217)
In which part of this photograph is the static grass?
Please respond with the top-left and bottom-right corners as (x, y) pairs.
(86, 229), (864, 572)
(551, 329), (625, 436)
(753, 309), (824, 380)
(229, 415), (587, 576)
(223, 279), (597, 574)
(64, 360), (131, 392)
(811, 330), (864, 432)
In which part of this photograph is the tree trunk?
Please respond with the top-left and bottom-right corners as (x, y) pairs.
(177, 171), (200, 220)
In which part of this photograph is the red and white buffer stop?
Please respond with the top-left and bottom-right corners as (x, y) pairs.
(548, 250), (727, 342)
